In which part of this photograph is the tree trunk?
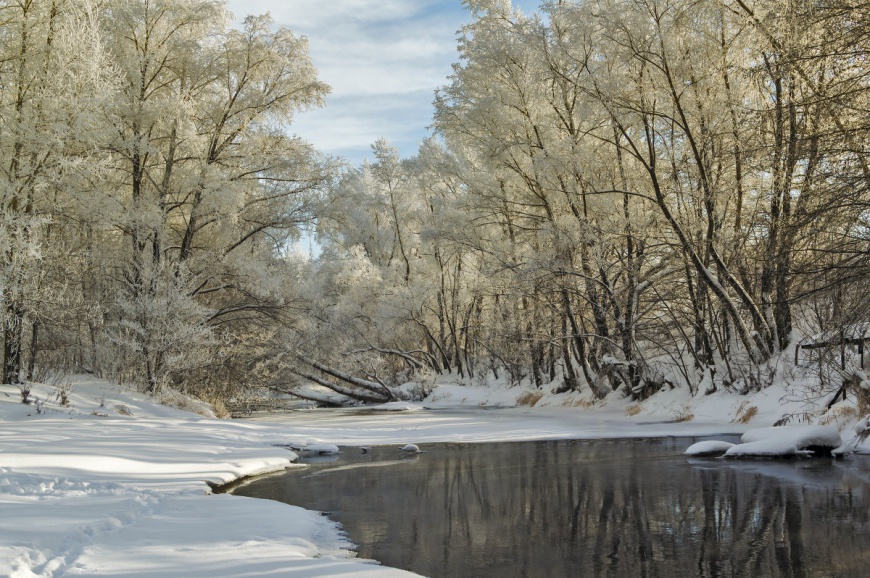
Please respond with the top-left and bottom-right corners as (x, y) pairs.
(563, 290), (606, 397)
(291, 369), (391, 404)
(25, 319), (38, 381)
(298, 355), (397, 401)
(2, 299), (23, 384)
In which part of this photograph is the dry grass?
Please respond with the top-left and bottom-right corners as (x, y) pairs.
(733, 401), (758, 424)
(854, 384), (870, 417)
(624, 404), (643, 416)
(157, 390), (217, 418)
(673, 404), (694, 422)
(517, 392), (544, 407)
(207, 398), (231, 419)
(820, 405), (858, 427)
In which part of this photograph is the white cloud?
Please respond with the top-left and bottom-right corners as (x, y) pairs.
(289, 91), (438, 163)
(226, 0), (426, 28)
(223, 0), (542, 165)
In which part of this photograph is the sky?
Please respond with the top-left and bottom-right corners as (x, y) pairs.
(223, 0), (542, 167)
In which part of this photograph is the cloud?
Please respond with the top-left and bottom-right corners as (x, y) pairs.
(223, 0), (542, 165)
(227, 0), (427, 28)
(288, 90), (438, 163)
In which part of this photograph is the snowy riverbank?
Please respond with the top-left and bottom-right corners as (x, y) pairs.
(2, 376), (867, 577)
(0, 378), (418, 578)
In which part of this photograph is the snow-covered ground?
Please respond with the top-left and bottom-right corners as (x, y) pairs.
(0, 378), (417, 578)
(2, 375), (867, 577)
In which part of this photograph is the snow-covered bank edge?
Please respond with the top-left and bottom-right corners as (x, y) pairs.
(419, 378), (864, 432)
(244, 381), (870, 463)
(289, 365), (870, 444)
(0, 378), (419, 578)
(258, 375), (870, 452)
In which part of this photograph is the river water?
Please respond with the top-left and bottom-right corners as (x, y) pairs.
(233, 437), (870, 577)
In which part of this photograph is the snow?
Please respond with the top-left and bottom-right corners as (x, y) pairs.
(687, 426), (845, 458)
(723, 425), (844, 457)
(248, 405), (752, 446)
(287, 441), (341, 455)
(684, 440), (735, 456)
(373, 401), (423, 412)
(3, 374), (868, 577)
(0, 379), (418, 578)
(244, 378), (849, 447)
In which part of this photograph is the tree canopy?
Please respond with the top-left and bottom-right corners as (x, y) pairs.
(2, 0), (868, 406)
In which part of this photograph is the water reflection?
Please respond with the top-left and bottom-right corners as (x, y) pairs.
(233, 438), (870, 578)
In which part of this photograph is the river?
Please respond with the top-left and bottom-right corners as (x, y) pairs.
(233, 436), (870, 577)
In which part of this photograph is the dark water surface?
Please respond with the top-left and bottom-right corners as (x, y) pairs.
(233, 437), (870, 577)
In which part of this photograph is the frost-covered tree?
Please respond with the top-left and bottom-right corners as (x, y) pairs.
(0, 0), (113, 385)
(94, 0), (331, 393)
(1, 0), (332, 399)
(320, 140), (421, 282)
(234, 0), (870, 403)
(3, 0), (868, 407)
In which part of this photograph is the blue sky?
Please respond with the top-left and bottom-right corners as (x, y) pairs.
(224, 0), (542, 166)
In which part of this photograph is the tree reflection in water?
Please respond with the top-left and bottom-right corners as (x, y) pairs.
(233, 438), (870, 577)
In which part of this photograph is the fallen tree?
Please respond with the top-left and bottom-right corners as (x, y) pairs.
(296, 355), (398, 402)
(268, 354), (407, 406)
